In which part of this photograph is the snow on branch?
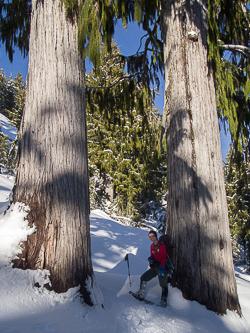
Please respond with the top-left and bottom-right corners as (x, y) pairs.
(86, 72), (142, 90)
(218, 43), (250, 57)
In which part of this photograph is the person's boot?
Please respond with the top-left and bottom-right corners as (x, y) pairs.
(134, 281), (147, 300)
(160, 287), (168, 307)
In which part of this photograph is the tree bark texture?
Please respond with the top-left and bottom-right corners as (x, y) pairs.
(12, 0), (93, 304)
(162, 0), (241, 315)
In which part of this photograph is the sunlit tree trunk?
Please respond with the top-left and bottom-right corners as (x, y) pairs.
(12, 0), (93, 304)
(162, 0), (241, 315)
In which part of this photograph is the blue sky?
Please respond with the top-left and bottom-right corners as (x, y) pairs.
(0, 21), (231, 160)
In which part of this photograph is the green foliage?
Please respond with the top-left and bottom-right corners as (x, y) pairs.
(0, 69), (15, 118)
(207, 0), (250, 156)
(0, 69), (25, 132)
(62, 0), (163, 102)
(0, 0), (31, 62)
(78, 0), (249, 164)
(224, 144), (250, 266)
(6, 72), (25, 131)
(2, 0), (250, 164)
(0, 126), (9, 168)
(0, 121), (17, 175)
(77, 0), (115, 65)
(86, 41), (167, 220)
(0, 69), (24, 174)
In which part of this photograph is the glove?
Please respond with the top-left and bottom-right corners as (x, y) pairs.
(148, 257), (155, 264)
(159, 266), (165, 278)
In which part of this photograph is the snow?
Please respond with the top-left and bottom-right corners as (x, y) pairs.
(0, 113), (17, 141)
(0, 174), (250, 333)
(0, 174), (15, 215)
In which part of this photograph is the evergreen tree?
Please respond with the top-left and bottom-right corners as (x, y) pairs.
(224, 145), (250, 268)
(86, 41), (167, 221)
(207, 0), (250, 155)
(0, 69), (15, 118)
(0, 69), (25, 126)
(0, 0), (31, 62)
(0, 126), (10, 170)
(4, 74), (16, 117)
(0, 70), (8, 116)
(78, 0), (250, 158)
(2, 0), (248, 313)
(80, 0), (242, 314)
(7, 72), (25, 131)
(0, 69), (24, 174)
(1, 0), (93, 304)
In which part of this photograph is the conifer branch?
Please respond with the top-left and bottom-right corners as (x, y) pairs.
(136, 34), (148, 55)
(218, 44), (250, 57)
(86, 72), (142, 90)
(239, 1), (250, 29)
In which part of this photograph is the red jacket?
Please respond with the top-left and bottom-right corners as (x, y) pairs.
(150, 241), (166, 267)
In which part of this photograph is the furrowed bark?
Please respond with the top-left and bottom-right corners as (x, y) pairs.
(12, 0), (93, 304)
(162, 0), (241, 315)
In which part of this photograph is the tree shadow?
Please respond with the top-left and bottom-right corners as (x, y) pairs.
(12, 67), (93, 305)
(165, 106), (240, 314)
(166, 107), (212, 214)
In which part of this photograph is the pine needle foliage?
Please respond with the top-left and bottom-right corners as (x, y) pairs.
(0, 0), (31, 62)
(6, 71), (25, 131)
(77, 0), (250, 160)
(0, 69), (15, 118)
(0, 124), (16, 174)
(0, 69), (25, 174)
(62, 0), (164, 104)
(2, 0), (250, 163)
(87, 41), (167, 220)
(207, 0), (250, 156)
(224, 144), (250, 267)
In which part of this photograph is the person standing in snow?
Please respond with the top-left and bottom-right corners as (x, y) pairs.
(134, 230), (168, 306)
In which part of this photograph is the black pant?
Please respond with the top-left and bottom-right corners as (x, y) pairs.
(141, 263), (168, 288)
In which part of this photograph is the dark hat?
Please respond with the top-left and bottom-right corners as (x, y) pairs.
(148, 230), (157, 238)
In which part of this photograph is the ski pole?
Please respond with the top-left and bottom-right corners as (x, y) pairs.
(166, 251), (174, 270)
(125, 254), (132, 288)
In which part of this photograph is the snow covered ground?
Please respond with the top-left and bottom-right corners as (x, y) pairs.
(0, 174), (250, 333)
(0, 113), (16, 141)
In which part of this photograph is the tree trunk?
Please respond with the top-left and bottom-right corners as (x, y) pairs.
(161, 0), (241, 315)
(12, 0), (93, 304)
